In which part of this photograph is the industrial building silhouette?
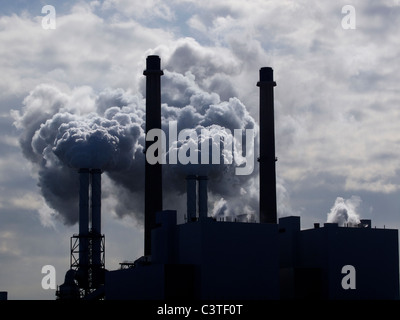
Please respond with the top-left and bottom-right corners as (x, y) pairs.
(56, 55), (400, 300)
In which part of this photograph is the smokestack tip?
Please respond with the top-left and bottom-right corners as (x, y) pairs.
(259, 67), (274, 82)
(146, 55), (161, 71)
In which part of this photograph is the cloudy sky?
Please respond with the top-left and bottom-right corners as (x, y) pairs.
(1, 0), (400, 299)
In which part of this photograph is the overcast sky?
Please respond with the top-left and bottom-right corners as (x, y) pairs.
(1, 0), (400, 299)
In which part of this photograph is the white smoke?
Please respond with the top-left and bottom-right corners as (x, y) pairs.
(212, 197), (228, 218)
(12, 84), (147, 225)
(326, 196), (361, 226)
(51, 111), (143, 170)
(12, 66), (260, 226)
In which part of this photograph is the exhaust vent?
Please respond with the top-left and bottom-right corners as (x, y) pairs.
(257, 67), (277, 224)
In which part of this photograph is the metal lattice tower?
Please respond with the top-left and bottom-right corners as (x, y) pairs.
(70, 232), (105, 298)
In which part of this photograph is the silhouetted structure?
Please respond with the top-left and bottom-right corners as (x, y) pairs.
(56, 168), (105, 299)
(57, 55), (400, 300)
(279, 216), (399, 299)
(105, 212), (399, 300)
(257, 67), (277, 224)
(106, 210), (279, 299)
(56, 270), (80, 300)
(144, 55), (164, 256)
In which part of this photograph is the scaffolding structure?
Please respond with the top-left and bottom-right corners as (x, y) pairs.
(70, 232), (105, 298)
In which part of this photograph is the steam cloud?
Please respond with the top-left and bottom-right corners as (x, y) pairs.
(12, 65), (260, 226)
(326, 196), (361, 226)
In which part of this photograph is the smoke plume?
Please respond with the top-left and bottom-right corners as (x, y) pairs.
(12, 66), (260, 226)
(326, 196), (361, 226)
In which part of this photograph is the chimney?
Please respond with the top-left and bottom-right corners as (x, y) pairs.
(186, 175), (197, 222)
(75, 168), (105, 292)
(90, 168), (102, 274)
(198, 175), (208, 220)
(143, 55), (164, 256)
(78, 168), (90, 273)
(257, 67), (277, 224)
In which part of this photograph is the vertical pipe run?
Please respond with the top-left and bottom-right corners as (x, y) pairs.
(257, 67), (277, 224)
(198, 176), (208, 220)
(91, 169), (102, 271)
(78, 168), (90, 271)
(186, 175), (197, 222)
(144, 55), (164, 256)
(91, 169), (102, 235)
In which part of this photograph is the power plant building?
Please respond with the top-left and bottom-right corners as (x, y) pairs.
(103, 213), (399, 300)
(279, 216), (399, 299)
(56, 55), (400, 300)
(106, 211), (279, 300)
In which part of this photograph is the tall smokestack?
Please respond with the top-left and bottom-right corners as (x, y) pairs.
(91, 168), (102, 275)
(198, 176), (208, 220)
(257, 67), (277, 224)
(75, 168), (104, 291)
(143, 55), (163, 256)
(186, 175), (197, 222)
(78, 168), (90, 277)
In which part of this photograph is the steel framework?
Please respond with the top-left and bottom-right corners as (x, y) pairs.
(70, 232), (105, 298)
